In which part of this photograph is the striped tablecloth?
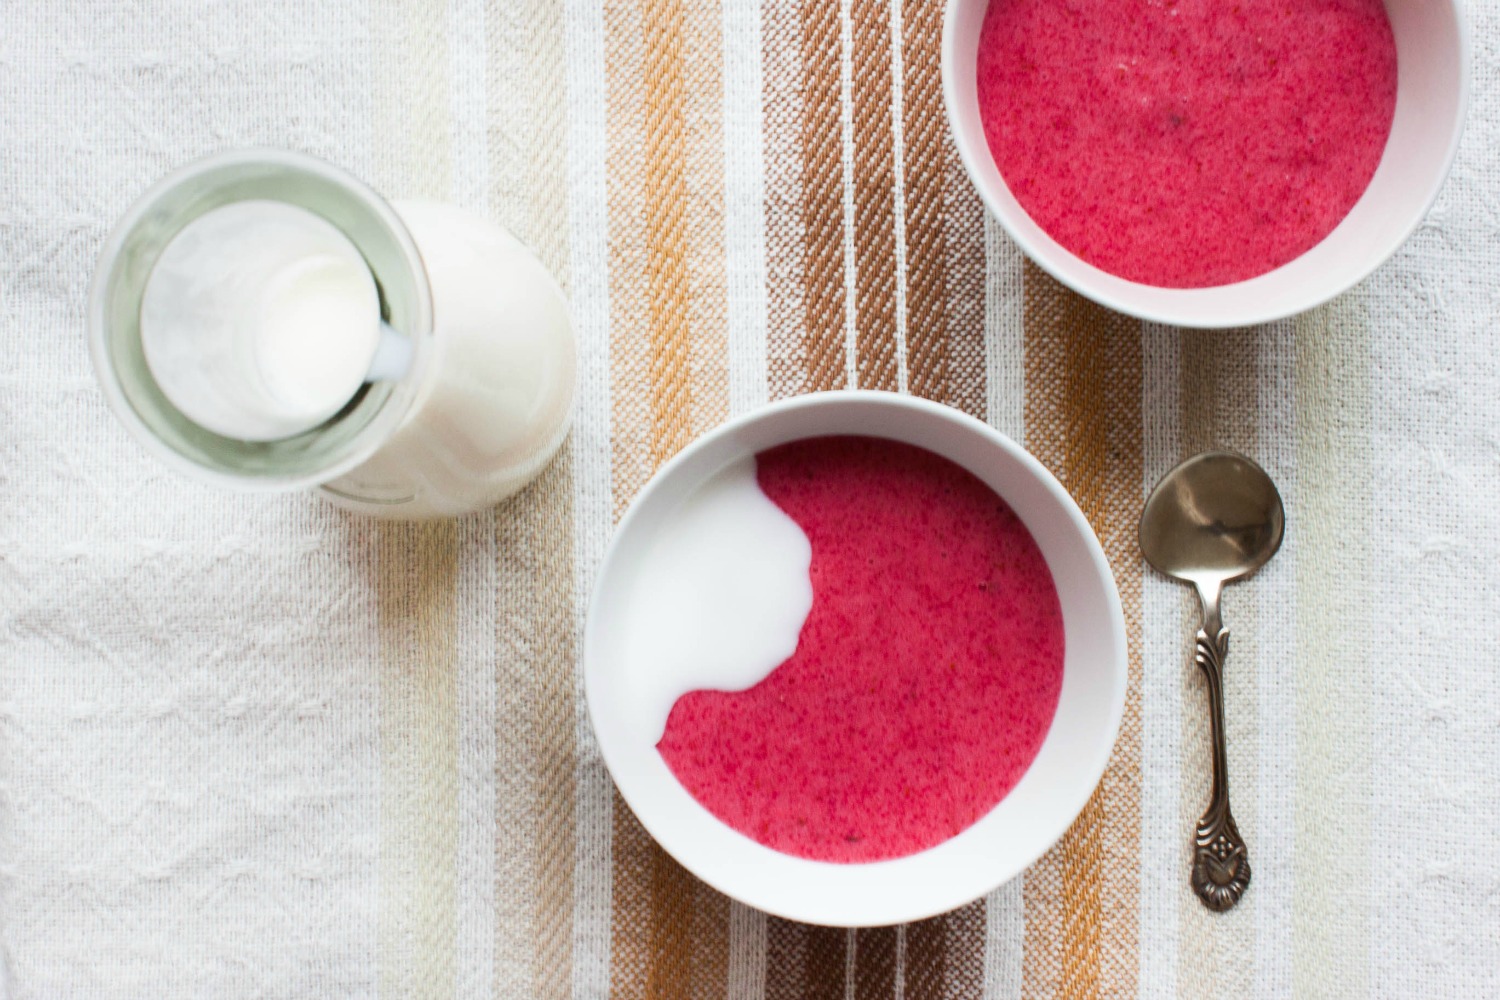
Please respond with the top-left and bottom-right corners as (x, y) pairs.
(4, 1), (1499, 997)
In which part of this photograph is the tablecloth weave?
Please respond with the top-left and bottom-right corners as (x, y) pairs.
(3, 1), (1499, 997)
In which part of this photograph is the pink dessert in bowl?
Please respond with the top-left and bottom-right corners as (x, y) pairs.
(659, 436), (1065, 863)
(941, 0), (1469, 326)
(976, 0), (1397, 289)
(585, 392), (1126, 927)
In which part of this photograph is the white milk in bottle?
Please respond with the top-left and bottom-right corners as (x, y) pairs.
(94, 150), (576, 519)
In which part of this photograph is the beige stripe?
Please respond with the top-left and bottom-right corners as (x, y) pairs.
(762, 0), (810, 401)
(1291, 302), (1371, 998)
(371, 3), (457, 997)
(561, 0), (618, 988)
(1251, 321), (1296, 999)
(940, 152), (986, 424)
(605, 0), (653, 520)
(1139, 323), (1182, 999)
(371, 0), (454, 201)
(1022, 264), (1142, 1000)
(493, 445), (577, 1000)
(378, 522), (461, 1000)
(1177, 331), (1262, 998)
(515, 2), (578, 996)
(486, 0), (527, 234)
(487, 1), (536, 994)
(685, 0), (732, 435)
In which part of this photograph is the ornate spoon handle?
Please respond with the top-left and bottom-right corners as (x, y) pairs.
(1190, 625), (1250, 911)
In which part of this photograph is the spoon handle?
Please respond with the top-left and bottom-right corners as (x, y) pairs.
(1190, 625), (1251, 911)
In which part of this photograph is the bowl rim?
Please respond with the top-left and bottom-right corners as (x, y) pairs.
(583, 390), (1128, 926)
(939, 0), (1473, 328)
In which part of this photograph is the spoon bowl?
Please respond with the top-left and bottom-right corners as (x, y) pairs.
(1140, 451), (1285, 588)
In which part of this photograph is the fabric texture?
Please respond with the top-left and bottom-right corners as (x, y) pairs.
(2, 0), (1499, 996)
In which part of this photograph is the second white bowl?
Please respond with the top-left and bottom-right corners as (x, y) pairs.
(942, 0), (1470, 328)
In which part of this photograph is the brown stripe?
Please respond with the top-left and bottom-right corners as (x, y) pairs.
(798, 0), (849, 393)
(895, 3), (991, 994)
(761, 0), (850, 988)
(901, 0), (986, 425)
(906, 916), (949, 999)
(900, 0), (948, 407)
(850, 0), (899, 392)
(691, 884), (733, 999)
(904, 900), (985, 1000)
(808, 926), (851, 1000)
(1022, 263), (1143, 999)
(854, 927), (898, 999)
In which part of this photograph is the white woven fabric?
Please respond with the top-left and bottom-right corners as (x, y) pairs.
(1, 0), (1498, 997)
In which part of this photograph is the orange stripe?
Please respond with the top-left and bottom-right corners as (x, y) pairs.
(643, 0), (695, 466)
(850, 0), (899, 392)
(609, 790), (655, 1000)
(1022, 263), (1143, 999)
(606, 0), (733, 994)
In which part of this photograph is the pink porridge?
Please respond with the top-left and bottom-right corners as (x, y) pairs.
(976, 0), (1398, 287)
(656, 437), (1065, 864)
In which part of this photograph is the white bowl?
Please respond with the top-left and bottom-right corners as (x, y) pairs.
(585, 392), (1127, 926)
(942, 0), (1470, 328)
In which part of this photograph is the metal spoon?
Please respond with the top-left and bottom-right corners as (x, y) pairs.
(1139, 451), (1285, 912)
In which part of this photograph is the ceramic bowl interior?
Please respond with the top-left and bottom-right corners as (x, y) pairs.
(585, 392), (1127, 927)
(941, 0), (1470, 327)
